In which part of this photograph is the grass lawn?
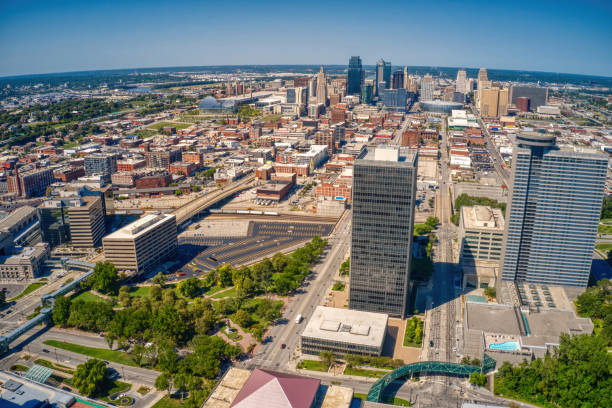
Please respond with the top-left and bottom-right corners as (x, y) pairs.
(34, 358), (74, 374)
(152, 395), (183, 408)
(100, 380), (131, 402)
(10, 364), (28, 372)
(595, 243), (612, 253)
(133, 129), (156, 139)
(129, 286), (152, 297)
(71, 291), (108, 303)
(10, 282), (45, 301)
(344, 367), (387, 378)
(204, 286), (226, 296)
(210, 287), (236, 299)
(297, 359), (328, 372)
(147, 121), (192, 131)
(42, 340), (138, 367)
(598, 219), (612, 234)
(353, 393), (411, 406)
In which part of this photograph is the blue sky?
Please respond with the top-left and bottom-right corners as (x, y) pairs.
(1, 0), (611, 77)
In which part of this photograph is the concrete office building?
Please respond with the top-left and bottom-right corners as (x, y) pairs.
(84, 153), (117, 183)
(0, 242), (49, 280)
(315, 66), (327, 105)
(66, 196), (106, 248)
(102, 213), (177, 275)
(501, 133), (608, 287)
(349, 146), (417, 317)
(460, 206), (505, 263)
(301, 306), (388, 357)
(456, 69), (467, 93)
(477, 68), (488, 84)
(347, 56), (364, 95)
(420, 74), (434, 101)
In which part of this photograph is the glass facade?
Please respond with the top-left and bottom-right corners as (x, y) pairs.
(502, 137), (608, 287)
(349, 148), (417, 317)
(347, 56), (363, 95)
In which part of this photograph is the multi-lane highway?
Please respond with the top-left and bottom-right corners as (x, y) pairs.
(172, 175), (256, 224)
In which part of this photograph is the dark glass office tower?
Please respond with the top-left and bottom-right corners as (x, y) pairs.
(391, 70), (404, 89)
(501, 132), (608, 287)
(361, 84), (373, 104)
(347, 56), (363, 95)
(349, 146), (417, 317)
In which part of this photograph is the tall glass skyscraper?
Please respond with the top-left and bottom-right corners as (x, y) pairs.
(347, 56), (363, 95)
(375, 59), (391, 95)
(349, 146), (417, 317)
(501, 133), (608, 287)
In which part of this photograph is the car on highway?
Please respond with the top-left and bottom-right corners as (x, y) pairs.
(281, 344), (286, 349)
(429, 340), (434, 347)
(42, 349), (50, 353)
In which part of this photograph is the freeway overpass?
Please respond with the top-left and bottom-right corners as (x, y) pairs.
(172, 174), (255, 225)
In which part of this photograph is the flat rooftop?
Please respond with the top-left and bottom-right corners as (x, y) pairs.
(301, 306), (388, 349)
(103, 213), (175, 240)
(203, 367), (251, 408)
(466, 302), (520, 335)
(462, 205), (504, 231)
(360, 146), (416, 164)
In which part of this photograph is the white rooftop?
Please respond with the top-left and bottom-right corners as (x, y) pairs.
(104, 213), (175, 240)
(301, 306), (387, 348)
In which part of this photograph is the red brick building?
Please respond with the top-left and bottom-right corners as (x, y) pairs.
(117, 159), (146, 172)
(134, 174), (173, 189)
(168, 162), (198, 177)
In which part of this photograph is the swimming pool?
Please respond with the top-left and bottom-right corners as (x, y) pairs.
(488, 341), (520, 351)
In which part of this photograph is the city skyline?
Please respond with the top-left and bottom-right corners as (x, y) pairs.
(1, 0), (611, 77)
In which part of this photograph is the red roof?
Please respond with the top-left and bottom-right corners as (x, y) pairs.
(230, 368), (320, 408)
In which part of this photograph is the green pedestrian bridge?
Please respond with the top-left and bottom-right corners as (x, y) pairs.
(367, 354), (496, 402)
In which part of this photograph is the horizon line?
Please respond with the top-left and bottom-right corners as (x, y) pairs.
(1, 64), (611, 82)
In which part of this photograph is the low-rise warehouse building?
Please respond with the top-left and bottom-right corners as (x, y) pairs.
(300, 306), (388, 357)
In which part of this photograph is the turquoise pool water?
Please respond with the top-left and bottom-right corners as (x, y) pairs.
(489, 341), (520, 351)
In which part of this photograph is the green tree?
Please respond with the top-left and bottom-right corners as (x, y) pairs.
(105, 332), (116, 350)
(52, 296), (72, 326)
(484, 287), (496, 299)
(72, 359), (108, 397)
(470, 372), (487, 387)
(152, 272), (167, 287)
(89, 261), (120, 295)
(233, 309), (254, 328)
(319, 350), (335, 369)
(131, 344), (146, 366)
(150, 285), (162, 300)
(155, 373), (172, 396)
(178, 277), (201, 298)
(118, 286), (131, 307)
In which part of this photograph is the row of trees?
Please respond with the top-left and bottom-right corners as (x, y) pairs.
(404, 317), (424, 346)
(494, 334), (611, 407)
(450, 194), (506, 225)
(574, 278), (611, 345)
(203, 236), (327, 297)
(339, 257), (350, 276)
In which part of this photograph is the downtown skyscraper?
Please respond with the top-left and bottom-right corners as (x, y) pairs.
(349, 146), (417, 317)
(347, 56), (363, 95)
(501, 133), (608, 287)
(375, 59), (391, 95)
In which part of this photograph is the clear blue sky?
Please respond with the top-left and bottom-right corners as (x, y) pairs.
(1, 0), (611, 77)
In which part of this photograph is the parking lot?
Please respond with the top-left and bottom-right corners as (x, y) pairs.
(177, 221), (334, 276)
